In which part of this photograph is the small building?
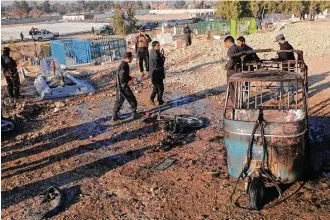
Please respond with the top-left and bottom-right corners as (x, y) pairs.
(62, 14), (95, 21)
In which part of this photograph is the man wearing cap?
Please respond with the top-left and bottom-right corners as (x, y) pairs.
(1, 47), (21, 100)
(135, 27), (152, 75)
(274, 34), (295, 61)
(112, 52), (139, 121)
(224, 36), (243, 103)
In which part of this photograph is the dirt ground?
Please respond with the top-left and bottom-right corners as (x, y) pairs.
(1, 21), (330, 219)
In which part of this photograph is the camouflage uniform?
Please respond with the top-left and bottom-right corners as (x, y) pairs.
(1, 54), (20, 98)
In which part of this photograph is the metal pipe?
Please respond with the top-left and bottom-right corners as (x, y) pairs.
(279, 82), (282, 109)
(255, 82), (257, 109)
(287, 82), (290, 109)
(248, 82), (250, 108)
(260, 81), (263, 106)
(234, 82), (238, 108)
(296, 80), (298, 109)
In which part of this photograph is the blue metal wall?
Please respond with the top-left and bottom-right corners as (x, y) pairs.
(72, 39), (92, 64)
(50, 41), (66, 65)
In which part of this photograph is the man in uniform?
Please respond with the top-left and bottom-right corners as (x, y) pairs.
(274, 34), (295, 61)
(183, 24), (196, 47)
(135, 27), (152, 75)
(224, 36), (242, 103)
(112, 52), (139, 121)
(149, 41), (166, 106)
(255, 6), (263, 31)
(236, 36), (259, 69)
(20, 32), (24, 42)
(300, 5), (306, 20)
(1, 47), (20, 100)
(273, 34), (295, 100)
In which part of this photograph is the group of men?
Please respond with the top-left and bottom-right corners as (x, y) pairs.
(112, 27), (165, 121)
(224, 33), (295, 102)
(300, 4), (319, 21)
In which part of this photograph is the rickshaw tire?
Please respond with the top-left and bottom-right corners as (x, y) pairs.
(177, 115), (204, 129)
(248, 176), (265, 211)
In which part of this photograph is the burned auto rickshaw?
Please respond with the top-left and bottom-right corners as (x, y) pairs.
(224, 49), (309, 210)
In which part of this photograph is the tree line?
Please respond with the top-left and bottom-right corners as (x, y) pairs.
(1, 1), (152, 19)
(216, 1), (330, 20)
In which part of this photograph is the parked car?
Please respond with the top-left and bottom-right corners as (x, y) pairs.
(192, 17), (204, 23)
(138, 22), (158, 30)
(162, 19), (193, 28)
(95, 25), (115, 35)
(29, 29), (59, 41)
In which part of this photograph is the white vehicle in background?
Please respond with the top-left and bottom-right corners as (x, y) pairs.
(162, 19), (193, 28)
(29, 29), (59, 41)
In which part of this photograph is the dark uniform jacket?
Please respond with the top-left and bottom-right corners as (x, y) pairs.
(149, 49), (165, 83)
(135, 33), (152, 53)
(117, 60), (131, 87)
(226, 44), (243, 70)
(240, 44), (260, 62)
(1, 55), (18, 77)
(183, 27), (192, 35)
(278, 41), (295, 61)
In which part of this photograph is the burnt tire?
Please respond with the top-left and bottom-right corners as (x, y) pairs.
(177, 115), (204, 129)
(248, 176), (265, 210)
(1, 118), (16, 135)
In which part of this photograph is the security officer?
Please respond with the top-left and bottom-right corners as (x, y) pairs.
(135, 27), (152, 74)
(183, 24), (196, 47)
(274, 34), (295, 61)
(300, 5), (306, 20)
(1, 47), (20, 99)
(149, 41), (166, 106)
(20, 32), (24, 42)
(112, 52), (139, 121)
(224, 36), (242, 103)
(236, 36), (259, 69)
(255, 6), (263, 31)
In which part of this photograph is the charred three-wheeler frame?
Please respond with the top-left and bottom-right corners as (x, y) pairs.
(224, 49), (309, 210)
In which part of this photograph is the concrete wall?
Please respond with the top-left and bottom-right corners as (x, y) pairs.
(63, 15), (85, 21)
(149, 9), (216, 15)
(1, 16), (62, 25)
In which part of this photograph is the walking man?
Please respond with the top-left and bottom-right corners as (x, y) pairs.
(112, 52), (139, 121)
(91, 26), (94, 34)
(20, 32), (24, 42)
(1, 47), (20, 100)
(224, 36), (242, 103)
(255, 6), (263, 31)
(300, 5), (306, 21)
(149, 41), (166, 106)
(135, 27), (152, 75)
(183, 24), (196, 47)
(310, 5), (316, 21)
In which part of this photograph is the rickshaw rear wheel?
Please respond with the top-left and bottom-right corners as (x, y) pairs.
(248, 176), (265, 210)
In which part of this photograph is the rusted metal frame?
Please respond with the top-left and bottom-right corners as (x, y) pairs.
(226, 129), (307, 138)
(287, 82), (290, 109)
(234, 82), (238, 109)
(255, 83), (257, 109)
(296, 80), (298, 109)
(279, 82), (282, 109)
(248, 82), (250, 108)
(240, 82), (243, 109)
(260, 82), (263, 107)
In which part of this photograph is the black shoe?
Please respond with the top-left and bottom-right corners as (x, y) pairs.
(112, 114), (120, 121)
(158, 100), (165, 105)
(132, 112), (141, 120)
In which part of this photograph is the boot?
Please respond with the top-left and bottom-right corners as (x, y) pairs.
(149, 99), (155, 106)
(158, 100), (165, 106)
(112, 113), (120, 121)
(132, 111), (141, 120)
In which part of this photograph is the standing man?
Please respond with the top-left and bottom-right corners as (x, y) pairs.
(1, 47), (20, 100)
(20, 32), (24, 42)
(255, 6), (263, 31)
(224, 36), (242, 103)
(91, 26), (95, 34)
(183, 24), (196, 47)
(135, 27), (152, 75)
(310, 5), (316, 21)
(236, 36), (259, 68)
(149, 41), (166, 106)
(113, 52), (139, 121)
(300, 5), (306, 21)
